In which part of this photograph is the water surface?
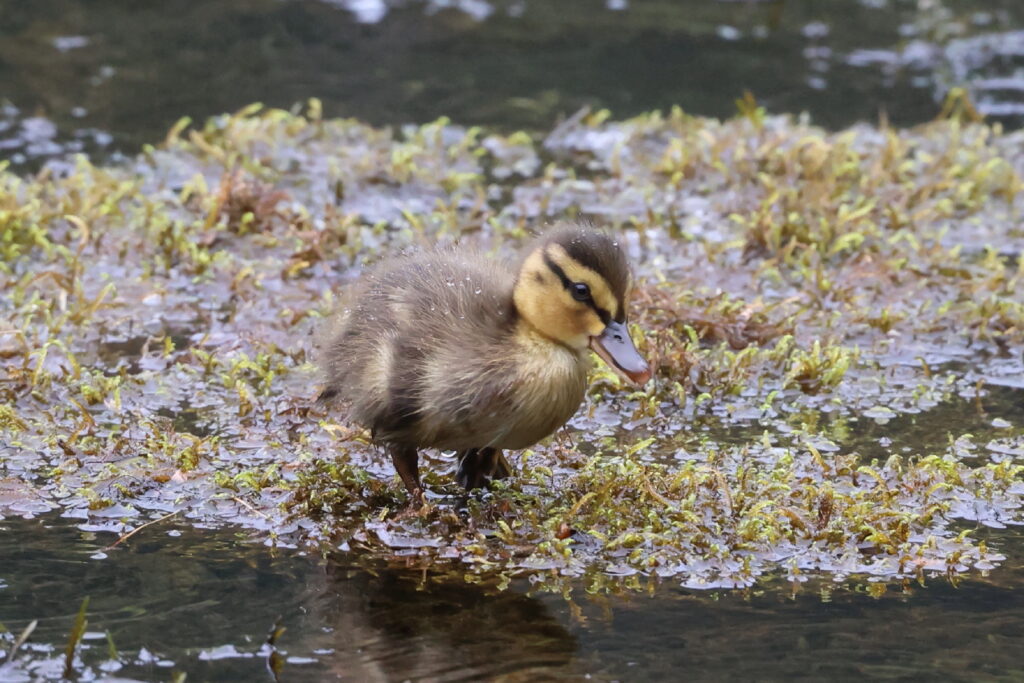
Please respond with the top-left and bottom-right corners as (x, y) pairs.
(3, 513), (1024, 681)
(4, 0), (1024, 169)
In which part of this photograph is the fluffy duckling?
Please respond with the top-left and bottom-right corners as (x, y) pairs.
(319, 224), (650, 499)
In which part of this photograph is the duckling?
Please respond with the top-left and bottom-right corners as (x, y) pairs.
(318, 223), (650, 500)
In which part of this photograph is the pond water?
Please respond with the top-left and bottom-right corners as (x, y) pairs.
(3, 0), (1024, 170)
(3, 512), (1024, 681)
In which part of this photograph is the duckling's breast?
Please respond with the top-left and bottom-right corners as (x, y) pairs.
(408, 333), (587, 452)
(492, 340), (589, 450)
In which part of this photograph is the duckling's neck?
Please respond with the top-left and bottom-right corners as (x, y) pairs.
(512, 315), (584, 356)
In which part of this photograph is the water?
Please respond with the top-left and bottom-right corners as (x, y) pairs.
(3, 0), (1024, 170)
(3, 514), (1024, 681)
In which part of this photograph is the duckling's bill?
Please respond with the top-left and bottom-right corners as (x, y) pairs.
(589, 320), (651, 385)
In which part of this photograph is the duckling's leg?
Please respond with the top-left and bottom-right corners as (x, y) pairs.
(492, 450), (512, 480)
(456, 448), (512, 490)
(388, 444), (423, 500)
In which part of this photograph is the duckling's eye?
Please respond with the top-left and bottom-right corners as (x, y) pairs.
(571, 282), (591, 301)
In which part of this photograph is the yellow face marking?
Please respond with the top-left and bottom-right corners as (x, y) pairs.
(513, 243), (625, 349)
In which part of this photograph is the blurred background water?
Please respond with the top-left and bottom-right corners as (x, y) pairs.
(2, 0), (1024, 170)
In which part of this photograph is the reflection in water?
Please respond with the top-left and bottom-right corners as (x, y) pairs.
(304, 563), (577, 680)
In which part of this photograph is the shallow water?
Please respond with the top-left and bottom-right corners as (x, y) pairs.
(3, 511), (1024, 681)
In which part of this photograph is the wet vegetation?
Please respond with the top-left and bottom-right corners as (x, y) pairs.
(1, 95), (1022, 603)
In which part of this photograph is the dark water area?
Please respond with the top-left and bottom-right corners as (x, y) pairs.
(4, 0), (1024, 170)
(3, 513), (1024, 682)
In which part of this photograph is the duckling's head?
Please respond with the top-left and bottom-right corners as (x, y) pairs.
(513, 225), (651, 385)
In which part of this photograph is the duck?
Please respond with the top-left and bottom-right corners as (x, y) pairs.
(318, 223), (651, 501)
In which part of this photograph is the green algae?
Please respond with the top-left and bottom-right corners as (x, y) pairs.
(1, 99), (1023, 594)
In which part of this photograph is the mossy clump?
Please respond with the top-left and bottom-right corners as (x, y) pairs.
(1, 100), (1022, 594)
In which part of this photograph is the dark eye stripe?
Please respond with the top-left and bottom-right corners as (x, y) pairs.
(542, 251), (573, 289)
(542, 252), (611, 325)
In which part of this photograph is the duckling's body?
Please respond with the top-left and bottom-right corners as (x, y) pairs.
(324, 251), (587, 452)
(320, 225), (649, 498)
